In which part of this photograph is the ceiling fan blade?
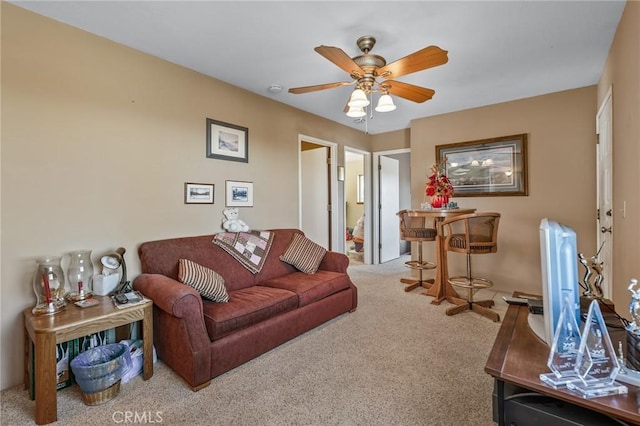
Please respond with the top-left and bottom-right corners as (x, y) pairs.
(315, 45), (365, 78)
(377, 46), (448, 79)
(288, 81), (353, 94)
(383, 80), (435, 103)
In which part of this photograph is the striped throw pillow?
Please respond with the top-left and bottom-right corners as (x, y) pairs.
(178, 259), (229, 302)
(280, 233), (327, 274)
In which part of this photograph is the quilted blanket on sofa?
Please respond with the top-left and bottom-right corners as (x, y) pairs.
(212, 230), (274, 274)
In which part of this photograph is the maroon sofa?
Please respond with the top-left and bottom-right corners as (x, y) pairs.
(133, 229), (358, 390)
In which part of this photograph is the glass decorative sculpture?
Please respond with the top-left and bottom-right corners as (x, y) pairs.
(567, 299), (628, 398)
(32, 257), (66, 315)
(616, 278), (640, 386)
(628, 279), (640, 333)
(540, 297), (582, 388)
(66, 250), (94, 302)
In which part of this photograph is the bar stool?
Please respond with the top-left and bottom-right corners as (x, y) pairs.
(397, 210), (437, 292)
(441, 212), (501, 322)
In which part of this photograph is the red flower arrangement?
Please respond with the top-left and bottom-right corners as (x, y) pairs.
(425, 161), (454, 207)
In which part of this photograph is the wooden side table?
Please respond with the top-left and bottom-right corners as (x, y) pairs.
(23, 296), (153, 425)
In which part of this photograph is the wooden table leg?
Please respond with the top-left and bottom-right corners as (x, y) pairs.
(24, 328), (30, 391)
(421, 228), (459, 304)
(34, 331), (57, 425)
(142, 303), (153, 380)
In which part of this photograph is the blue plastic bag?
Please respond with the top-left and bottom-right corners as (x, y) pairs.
(119, 339), (157, 383)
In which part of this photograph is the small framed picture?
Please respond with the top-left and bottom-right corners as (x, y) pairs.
(206, 118), (249, 163)
(225, 180), (253, 207)
(184, 182), (214, 204)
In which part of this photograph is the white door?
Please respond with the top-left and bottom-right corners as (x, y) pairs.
(379, 156), (400, 263)
(596, 87), (613, 297)
(301, 147), (330, 248)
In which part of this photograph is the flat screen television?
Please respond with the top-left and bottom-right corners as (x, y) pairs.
(529, 218), (582, 345)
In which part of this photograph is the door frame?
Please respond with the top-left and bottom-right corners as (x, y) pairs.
(298, 134), (340, 251)
(344, 146), (372, 264)
(372, 148), (410, 264)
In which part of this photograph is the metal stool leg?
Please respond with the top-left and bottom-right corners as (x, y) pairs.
(446, 253), (500, 322)
(401, 240), (436, 292)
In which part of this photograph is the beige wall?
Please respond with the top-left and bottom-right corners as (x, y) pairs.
(371, 128), (411, 152)
(0, 3), (369, 389)
(597, 1), (640, 315)
(410, 87), (598, 296)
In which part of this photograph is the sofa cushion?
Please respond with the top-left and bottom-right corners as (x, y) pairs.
(260, 270), (351, 307)
(202, 286), (298, 341)
(178, 259), (229, 303)
(279, 233), (327, 274)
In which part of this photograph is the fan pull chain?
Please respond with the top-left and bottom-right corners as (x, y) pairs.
(369, 92), (373, 119)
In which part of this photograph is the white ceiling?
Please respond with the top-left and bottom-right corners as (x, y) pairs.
(10, 1), (626, 135)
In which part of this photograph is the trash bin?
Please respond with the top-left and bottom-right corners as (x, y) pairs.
(70, 343), (130, 405)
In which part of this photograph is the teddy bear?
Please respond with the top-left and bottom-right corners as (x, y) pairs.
(221, 207), (250, 232)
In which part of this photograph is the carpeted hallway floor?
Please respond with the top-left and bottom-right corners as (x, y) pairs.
(1, 255), (510, 425)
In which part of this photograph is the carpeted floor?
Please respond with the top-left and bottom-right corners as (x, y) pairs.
(1, 255), (510, 425)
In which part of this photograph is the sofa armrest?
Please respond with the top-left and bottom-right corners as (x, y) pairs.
(318, 251), (349, 273)
(133, 273), (212, 390)
(133, 273), (204, 318)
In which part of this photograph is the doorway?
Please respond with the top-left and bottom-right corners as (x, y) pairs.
(299, 134), (340, 251)
(596, 86), (613, 297)
(372, 149), (411, 264)
(344, 148), (371, 264)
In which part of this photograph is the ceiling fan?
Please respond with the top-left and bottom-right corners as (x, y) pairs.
(288, 35), (448, 116)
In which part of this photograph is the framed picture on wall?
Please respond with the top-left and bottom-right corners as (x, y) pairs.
(206, 118), (249, 163)
(225, 180), (253, 207)
(184, 182), (214, 204)
(436, 134), (528, 197)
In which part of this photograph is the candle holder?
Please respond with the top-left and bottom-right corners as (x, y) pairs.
(32, 257), (66, 315)
(66, 250), (94, 302)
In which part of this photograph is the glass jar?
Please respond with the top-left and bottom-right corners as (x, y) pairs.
(32, 256), (66, 315)
(66, 250), (94, 301)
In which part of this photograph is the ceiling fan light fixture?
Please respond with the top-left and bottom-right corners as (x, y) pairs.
(375, 94), (396, 112)
(348, 89), (370, 107)
(346, 106), (366, 118)
(288, 36), (448, 129)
